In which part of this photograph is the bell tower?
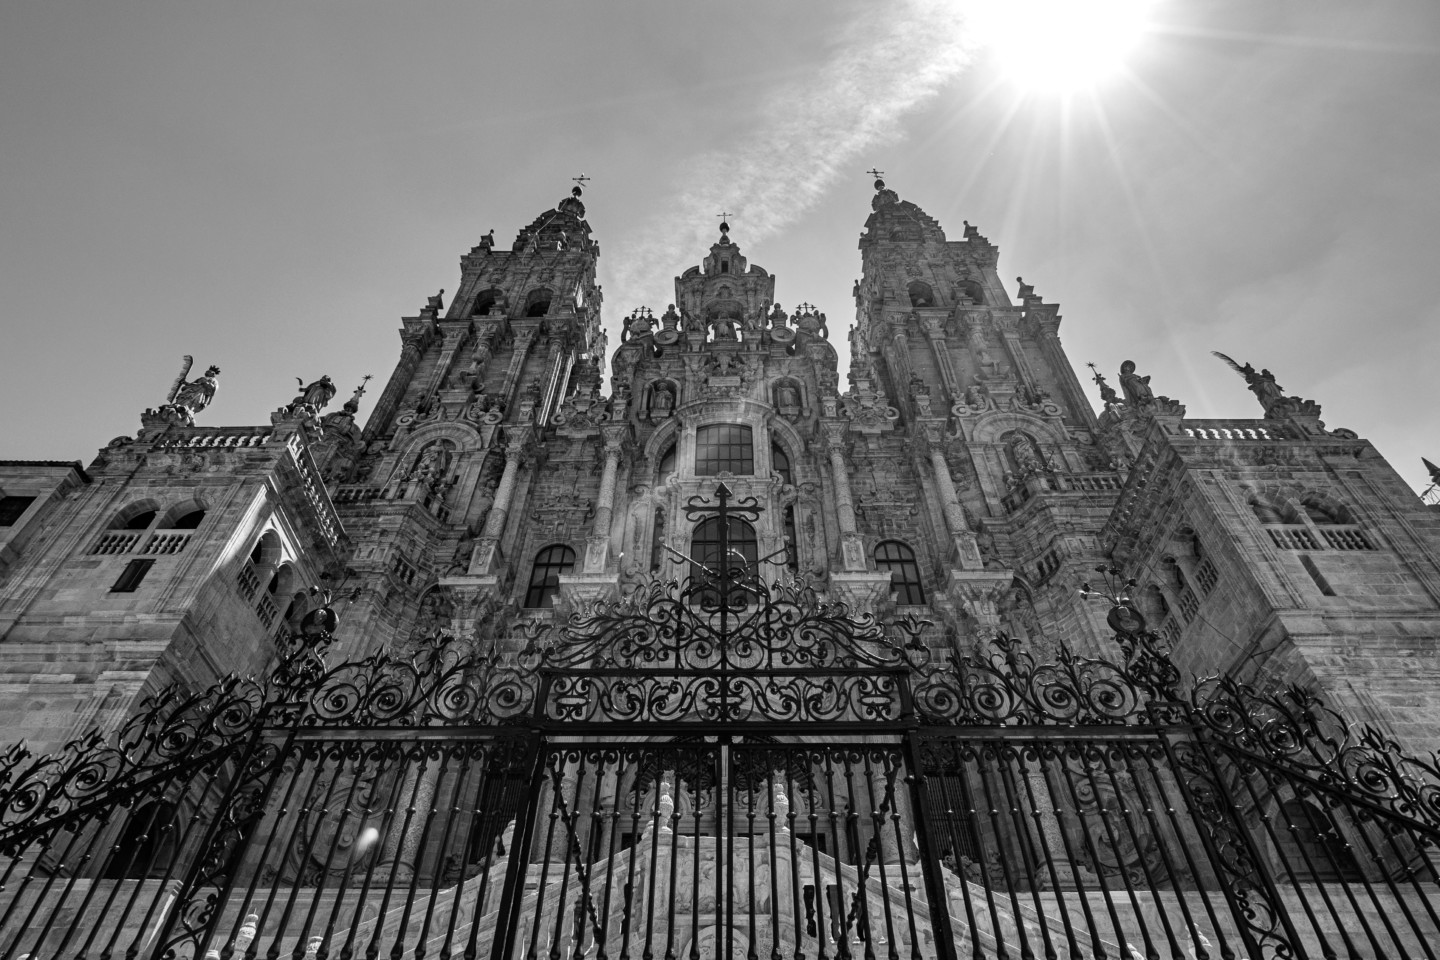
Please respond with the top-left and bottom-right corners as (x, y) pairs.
(853, 177), (1122, 651)
(329, 184), (603, 653)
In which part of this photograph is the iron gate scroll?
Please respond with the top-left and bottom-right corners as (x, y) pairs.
(4, 487), (1440, 959)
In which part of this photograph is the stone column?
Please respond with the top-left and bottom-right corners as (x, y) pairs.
(916, 422), (983, 570)
(821, 421), (863, 571)
(499, 325), (539, 412)
(583, 425), (627, 574)
(920, 316), (960, 401)
(470, 431), (530, 575)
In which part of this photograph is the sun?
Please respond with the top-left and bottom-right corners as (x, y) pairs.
(965, 0), (1156, 95)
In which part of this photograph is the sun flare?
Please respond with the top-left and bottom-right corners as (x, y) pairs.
(966, 0), (1155, 95)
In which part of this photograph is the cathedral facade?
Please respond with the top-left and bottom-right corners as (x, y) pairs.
(3, 180), (1436, 751)
(2, 181), (1440, 958)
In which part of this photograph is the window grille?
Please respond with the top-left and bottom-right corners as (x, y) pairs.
(690, 517), (758, 606)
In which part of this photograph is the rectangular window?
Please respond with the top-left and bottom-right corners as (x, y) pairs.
(0, 496), (35, 527)
(694, 424), (754, 476)
(111, 558), (155, 593)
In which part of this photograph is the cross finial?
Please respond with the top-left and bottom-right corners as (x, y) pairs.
(716, 210), (732, 222)
(572, 174), (590, 187)
(866, 168), (884, 179)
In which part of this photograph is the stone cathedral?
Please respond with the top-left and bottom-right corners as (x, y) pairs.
(3, 180), (1440, 960)
(2, 179), (1435, 751)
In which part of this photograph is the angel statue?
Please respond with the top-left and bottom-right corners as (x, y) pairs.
(1212, 352), (1287, 415)
(162, 356), (221, 423)
(286, 375), (337, 417)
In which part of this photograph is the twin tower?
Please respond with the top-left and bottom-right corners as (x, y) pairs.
(1, 180), (1438, 754)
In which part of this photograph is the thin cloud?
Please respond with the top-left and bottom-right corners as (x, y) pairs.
(602, 0), (977, 345)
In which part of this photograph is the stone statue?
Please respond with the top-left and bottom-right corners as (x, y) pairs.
(289, 375), (337, 415)
(165, 357), (221, 421)
(650, 380), (676, 417)
(776, 380), (802, 410)
(1212, 352), (1288, 415)
(1118, 360), (1154, 407)
(410, 441), (451, 489)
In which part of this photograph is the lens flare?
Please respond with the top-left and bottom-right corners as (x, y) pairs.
(966, 0), (1155, 94)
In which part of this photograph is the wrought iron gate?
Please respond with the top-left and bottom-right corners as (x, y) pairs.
(3, 488), (1440, 958)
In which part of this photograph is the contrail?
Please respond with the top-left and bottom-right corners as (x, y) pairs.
(601, 0), (979, 358)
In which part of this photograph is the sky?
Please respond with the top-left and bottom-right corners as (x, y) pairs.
(1, 1), (1438, 493)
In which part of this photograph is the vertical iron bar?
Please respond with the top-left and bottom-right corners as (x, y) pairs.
(491, 729), (549, 960)
(884, 747), (923, 960)
(973, 743), (1033, 960)
(341, 741), (417, 960)
(1194, 732), (1316, 959)
(616, 749), (646, 960)
(1132, 739), (1230, 958)
(662, 749), (682, 960)
(31, 800), (126, 959)
(1158, 732), (1267, 960)
(295, 741), (370, 954)
(1114, 741), (1205, 956)
(416, 743), (476, 958)
(528, 751), (566, 960)
(1052, 741), (1127, 957)
(264, 743), (349, 955)
(1013, 742), (1079, 958)
(1033, 741), (1107, 958)
(1075, 743), (1157, 959)
(993, 742), (1058, 960)
(821, 748), (852, 959)
(858, 747), (900, 957)
(923, 745), (984, 960)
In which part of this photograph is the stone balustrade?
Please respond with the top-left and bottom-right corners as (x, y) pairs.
(153, 427), (274, 448)
(1181, 421), (1276, 441)
(90, 529), (194, 556)
(91, 531), (143, 555)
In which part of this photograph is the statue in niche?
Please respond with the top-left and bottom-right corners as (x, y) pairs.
(908, 374), (933, 416)
(164, 356), (222, 422)
(775, 380), (802, 414)
(1118, 360), (1154, 407)
(1007, 433), (1046, 476)
(409, 441), (452, 489)
(650, 381), (676, 418)
(682, 309), (705, 335)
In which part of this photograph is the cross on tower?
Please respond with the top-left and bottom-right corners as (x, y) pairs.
(572, 174), (591, 187)
(865, 168), (885, 179)
(716, 210), (732, 222)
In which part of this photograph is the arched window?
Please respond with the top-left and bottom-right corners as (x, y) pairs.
(695, 425), (753, 476)
(690, 516), (758, 606)
(171, 509), (206, 529)
(524, 288), (553, 318)
(875, 541), (925, 605)
(471, 287), (503, 317)
(525, 545), (576, 608)
(959, 280), (986, 305)
(907, 280), (935, 308)
(771, 443), (792, 486)
(115, 510), (157, 531)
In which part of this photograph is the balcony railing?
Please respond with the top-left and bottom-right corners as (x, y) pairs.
(91, 531), (143, 555)
(90, 528), (194, 556)
(1266, 524), (1320, 550)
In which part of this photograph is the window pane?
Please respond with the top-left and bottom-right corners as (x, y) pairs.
(875, 541), (925, 605)
(525, 545), (576, 608)
(111, 558), (155, 593)
(695, 425), (753, 476)
(690, 517), (758, 606)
